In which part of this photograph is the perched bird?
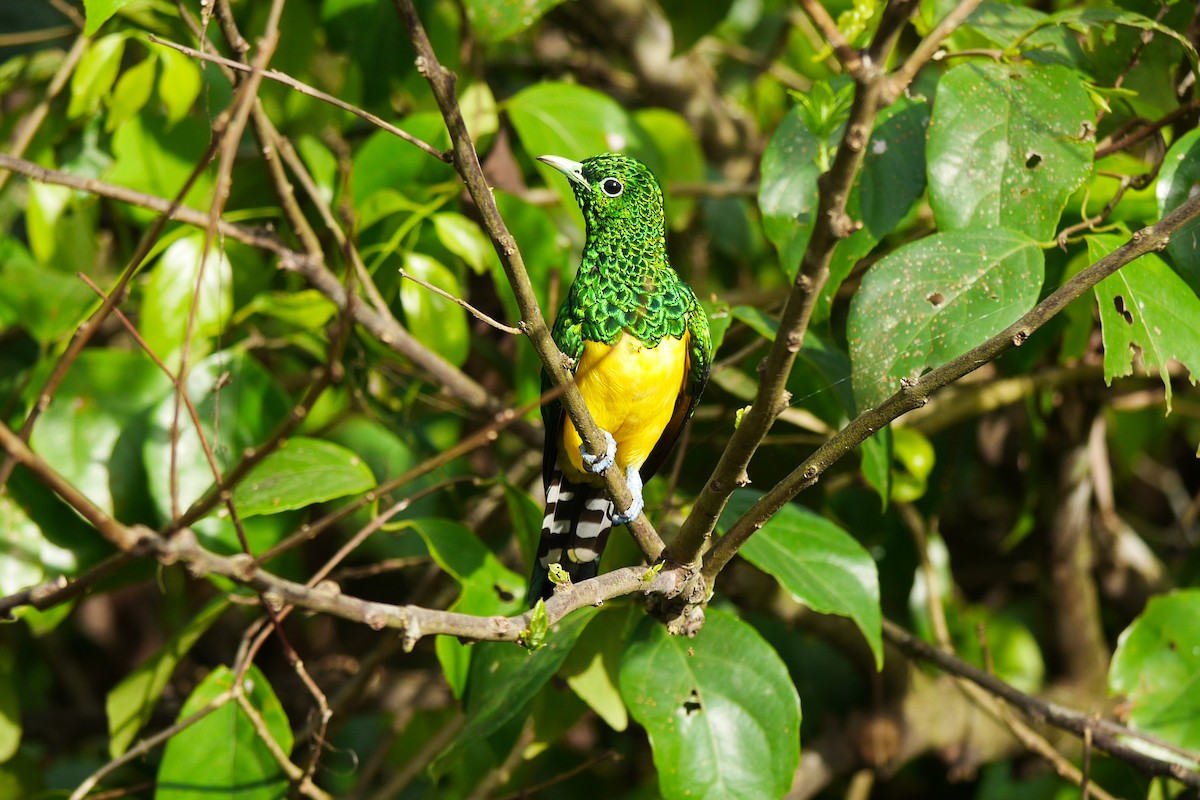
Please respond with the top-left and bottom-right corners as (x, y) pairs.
(528, 153), (711, 604)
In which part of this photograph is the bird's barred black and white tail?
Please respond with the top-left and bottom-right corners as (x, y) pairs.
(527, 467), (614, 604)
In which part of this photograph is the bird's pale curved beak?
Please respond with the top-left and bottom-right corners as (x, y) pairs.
(537, 155), (589, 188)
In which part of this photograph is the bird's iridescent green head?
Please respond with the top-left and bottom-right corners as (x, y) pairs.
(538, 153), (665, 241)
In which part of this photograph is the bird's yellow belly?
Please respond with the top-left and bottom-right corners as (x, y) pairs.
(561, 332), (689, 482)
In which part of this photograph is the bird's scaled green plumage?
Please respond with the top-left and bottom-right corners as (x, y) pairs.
(529, 153), (711, 604)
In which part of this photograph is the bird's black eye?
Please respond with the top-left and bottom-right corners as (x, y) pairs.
(601, 177), (623, 197)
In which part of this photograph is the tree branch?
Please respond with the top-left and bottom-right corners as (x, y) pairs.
(669, 0), (919, 567)
(703, 188), (1200, 580)
(391, 0), (667, 562)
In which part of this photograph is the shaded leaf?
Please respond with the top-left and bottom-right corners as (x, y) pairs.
(720, 490), (883, 668)
(107, 599), (229, 758)
(619, 609), (801, 800)
(1157, 129), (1200, 285)
(0, 236), (95, 344)
(560, 604), (636, 731)
(407, 518), (525, 698)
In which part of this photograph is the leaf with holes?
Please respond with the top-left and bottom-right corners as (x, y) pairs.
(462, 0), (568, 42)
(619, 609), (801, 800)
(720, 490), (882, 668)
(928, 62), (1094, 242)
(1109, 590), (1200, 756)
(848, 229), (1044, 410)
(1090, 233), (1200, 412)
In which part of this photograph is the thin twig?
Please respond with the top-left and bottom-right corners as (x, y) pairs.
(399, 268), (521, 334)
(148, 35), (450, 162)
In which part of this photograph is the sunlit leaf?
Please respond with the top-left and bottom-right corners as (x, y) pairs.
(720, 490), (883, 668)
(619, 609), (801, 800)
(848, 228), (1044, 410)
(1090, 233), (1200, 412)
(928, 62), (1094, 241)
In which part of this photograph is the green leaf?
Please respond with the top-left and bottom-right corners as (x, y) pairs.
(928, 62), (1094, 242)
(462, 0), (568, 41)
(83, 0), (137, 34)
(106, 111), (214, 222)
(141, 234), (234, 371)
(156, 664), (293, 800)
(634, 108), (706, 231)
(432, 606), (599, 775)
(432, 212), (496, 275)
(958, 2), (1086, 67)
(508, 83), (647, 214)
(1109, 589), (1200, 754)
(1019, 7), (1199, 78)
(399, 252), (470, 367)
(236, 290), (338, 330)
(107, 53), (156, 132)
(143, 351), (291, 548)
(350, 112), (454, 208)
(758, 103), (825, 274)
(658, 0), (734, 52)
(0, 649), (19, 762)
(0, 493), (79, 618)
(107, 599), (229, 758)
(68, 34), (126, 118)
(1089, 233), (1200, 412)
(560, 604), (635, 731)
(0, 236), (95, 344)
(1157, 129), (1200, 284)
(29, 350), (172, 516)
(156, 46), (203, 127)
(847, 228), (1044, 410)
(720, 490), (883, 669)
(761, 96), (927, 316)
(408, 519), (525, 697)
(891, 426), (935, 503)
(859, 429), (892, 507)
(232, 438), (376, 517)
(619, 609), (801, 800)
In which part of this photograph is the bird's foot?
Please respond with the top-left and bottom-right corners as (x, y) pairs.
(610, 466), (644, 525)
(580, 429), (617, 475)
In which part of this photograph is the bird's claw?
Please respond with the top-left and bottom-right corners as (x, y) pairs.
(580, 429), (617, 475)
(610, 466), (644, 525)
